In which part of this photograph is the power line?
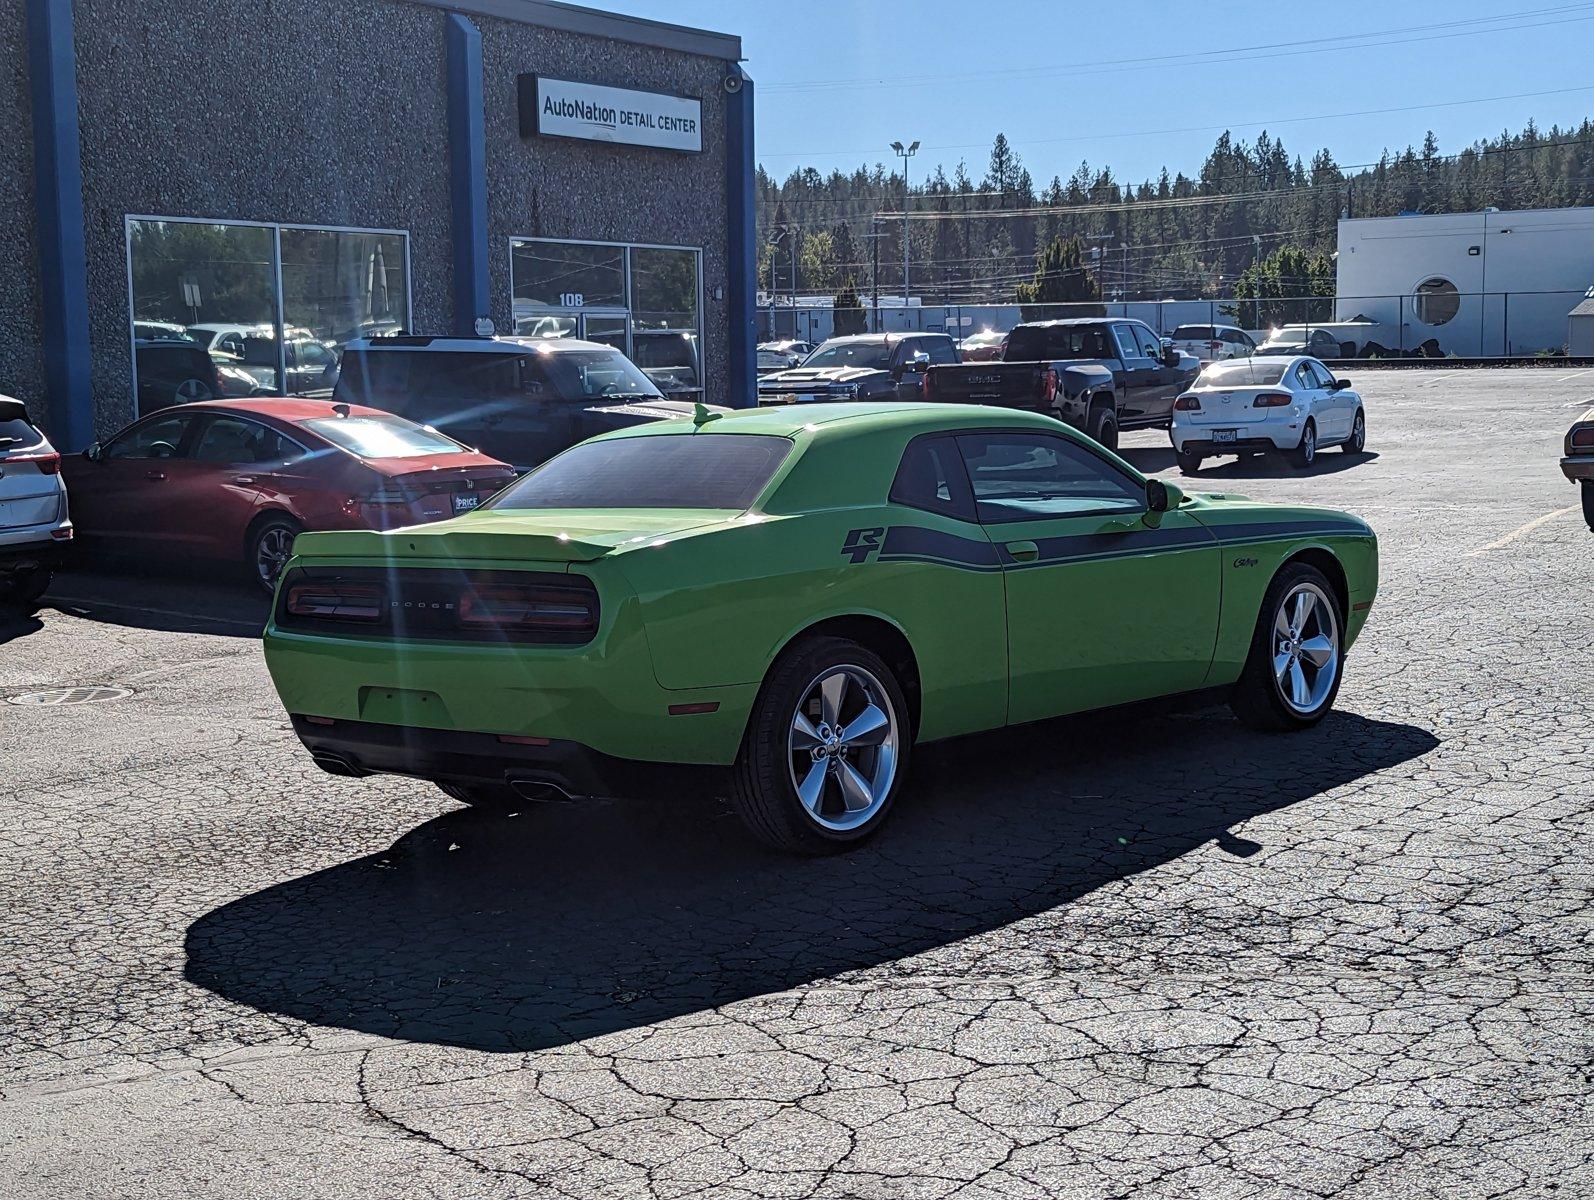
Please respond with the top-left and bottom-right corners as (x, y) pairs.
(760, 5), (1594, 95)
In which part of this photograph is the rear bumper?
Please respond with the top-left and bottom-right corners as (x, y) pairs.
(0, 535), (70, 570)
(1172, 433), (1291, 455)
(290, 715), (649, 798)
(1561, 455), (1594, 483)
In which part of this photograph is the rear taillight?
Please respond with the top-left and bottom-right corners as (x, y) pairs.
(1036, 368), (1058, 406)
(1572, 425), (1594, 449)
(1206, 340), (1223, 350)
(458, 583), (598, 636)
(1173, 394), (1202, 411)
(285, 582), (383, 621)
(1252, 392), (1293, 408)
(5, 450), (61, 474)
(920, 370), (933, 400)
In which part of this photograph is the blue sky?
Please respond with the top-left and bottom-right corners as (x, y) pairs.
(601, 1), (1594, 187)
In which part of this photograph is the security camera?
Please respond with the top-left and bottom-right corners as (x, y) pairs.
(723, 73), (742, 94)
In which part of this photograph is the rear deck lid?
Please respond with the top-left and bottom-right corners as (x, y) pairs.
(292, 508), (731, 564)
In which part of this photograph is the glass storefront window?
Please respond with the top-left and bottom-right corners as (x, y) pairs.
(509, 238), (703, 398)
(510, 240), (625, 325)
(281, 228), (411, 397)
(126, 218), (410, 413)
(127, 219), (277, 410)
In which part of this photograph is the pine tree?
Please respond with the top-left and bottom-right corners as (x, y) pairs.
(1016, 235), (1102, 320)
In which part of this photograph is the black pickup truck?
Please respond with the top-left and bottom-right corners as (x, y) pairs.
(922, 318), (1199, 449)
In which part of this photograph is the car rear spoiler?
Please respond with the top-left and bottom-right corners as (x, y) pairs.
(0, 397), (30, 423)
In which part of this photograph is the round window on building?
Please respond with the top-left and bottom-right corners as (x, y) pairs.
(1413, 277), (1460, 326)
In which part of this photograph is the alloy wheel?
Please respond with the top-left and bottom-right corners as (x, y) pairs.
(175, 378), (214, 403)
(1271, 581), (1339, 715)
(1299, 424), (1316, 465)
(255, 527), (295, 587)
(786, 664), (900, 832)
(1350, 411), (1365, 452)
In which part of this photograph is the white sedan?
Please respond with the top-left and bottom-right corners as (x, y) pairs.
(1170, 356), (1366, 473)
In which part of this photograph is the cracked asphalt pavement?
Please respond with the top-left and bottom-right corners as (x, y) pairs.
(3, 367), (1591, 1199)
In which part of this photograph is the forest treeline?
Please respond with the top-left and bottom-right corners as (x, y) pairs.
(756, 119), (1594, 304)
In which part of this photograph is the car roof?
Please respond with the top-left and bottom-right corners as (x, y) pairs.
(586, 401), (1059, 442)
(152, 398), (398, 424)
(1018, 317), (1129, 328)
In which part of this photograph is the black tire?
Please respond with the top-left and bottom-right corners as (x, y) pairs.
(0, 565), (52, 618)
(1230, 561), (1345, 732)
(1290, 419), (1318, 468)
(1087, 403), (1119, 452)
(1342, 408), (1366, 454)
(247, 514), (301, 594)
(1583, 480), (1594, 532)
(731, 635), (911, 854)
(1175, 448), (1203, 475)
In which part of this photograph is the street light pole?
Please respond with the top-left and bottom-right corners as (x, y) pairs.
(891, 139), (919, 328)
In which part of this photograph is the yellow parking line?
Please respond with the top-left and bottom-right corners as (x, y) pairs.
(1465, 506), (1578, 556)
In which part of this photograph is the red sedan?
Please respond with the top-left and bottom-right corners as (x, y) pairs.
(63, 399), (517, 591)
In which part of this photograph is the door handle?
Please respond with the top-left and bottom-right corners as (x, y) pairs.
(1004, 540), (1040, 563)
(233, 475), (256, 486)
(145, 470), (166, 482)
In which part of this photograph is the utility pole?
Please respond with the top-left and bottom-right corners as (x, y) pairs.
(768, 227), (787, 340)
(891, 139), (919, 325)
(869, 216), (882, 332)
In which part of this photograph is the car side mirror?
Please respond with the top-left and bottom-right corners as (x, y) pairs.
(83, 442), (102, 462)
(1162, 348), (1181, 367)
(1147, 478), (1185, 513)
(1332, 378), (1351, 391)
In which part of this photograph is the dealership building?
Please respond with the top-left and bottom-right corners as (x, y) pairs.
(6, 0), (757, 448)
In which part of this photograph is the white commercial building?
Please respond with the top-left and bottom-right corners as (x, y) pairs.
(1335, 207), (1594, 356)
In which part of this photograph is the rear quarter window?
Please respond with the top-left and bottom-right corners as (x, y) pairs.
(0, 415), (44, 452)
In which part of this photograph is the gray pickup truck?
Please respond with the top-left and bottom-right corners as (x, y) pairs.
(922, 317), (1199, 450)
(756, 332), (960, 405)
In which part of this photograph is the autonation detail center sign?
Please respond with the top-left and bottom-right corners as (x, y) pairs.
(519, 76), (701, 153)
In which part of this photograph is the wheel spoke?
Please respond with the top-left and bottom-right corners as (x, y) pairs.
(1292, 590), (1315, 634)
(818, 672), (847, 728)
(791, 712), (822, 750)
(1299, 635), (1335, 668)
(1273, 651), (1293, 682)
(840, 704), (889, 747)
(1288, 660), (1310, 708)
(836, 759), (874, 812)
(1274, 606), (1292, 641)
(796, 760), (828, 815)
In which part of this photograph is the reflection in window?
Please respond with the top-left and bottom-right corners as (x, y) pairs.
(280, 228), (411, 396)
(128, 220), (277, 405)
(127, 219), (410, 412)
(630, 246), (701, 396)
(1414, 277), (1460, 326)
(510, 240), (626, 324)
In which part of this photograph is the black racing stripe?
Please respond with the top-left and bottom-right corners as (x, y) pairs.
(879, 525), (1002, 568)
(1016, 523), (1217, 565)
(1206, 519), (1371, 542)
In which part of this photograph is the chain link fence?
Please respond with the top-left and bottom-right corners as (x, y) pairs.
(760, 289), (1594, 360)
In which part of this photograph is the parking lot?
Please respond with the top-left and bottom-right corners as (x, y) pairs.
(3, 366), (1590, 1199)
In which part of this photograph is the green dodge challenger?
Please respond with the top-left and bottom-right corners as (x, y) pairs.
(264, 402), (1378, 853)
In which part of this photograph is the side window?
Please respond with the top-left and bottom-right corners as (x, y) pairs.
(192, 415), (271, 462)
(889, 436), (974, 520)
(1292, 362), (1317, 391)
(924, 337), (957, 365)
(1111, 324), (1141, 362)
(1309, 361), (1336, 388)
(105, 413), (195, 460)
(955, 432), (1145, 523)
(216, 332), (244, 357)
(1133, 324), (1162, 359)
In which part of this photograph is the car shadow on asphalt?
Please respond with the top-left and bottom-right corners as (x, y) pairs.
(1120, 446), (1381, 480)
(185, 706), (1438, 1054)
(41, 560), (270, 638)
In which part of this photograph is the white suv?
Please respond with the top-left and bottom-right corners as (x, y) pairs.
(0, 395), (72, 615)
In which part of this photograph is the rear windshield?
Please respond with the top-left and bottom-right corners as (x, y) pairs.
(1173, 325), (1215, 339)
(488, 433), (791, 511)
(303, 413), (464, 458)
(802, 341), (892, 370)
(1005, 325), (1111, 361)
(0, 411), (44, 452)
(1198, 360), (1288, 387)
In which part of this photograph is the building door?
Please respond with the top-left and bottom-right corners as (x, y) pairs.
(580, 313), (630, 354)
